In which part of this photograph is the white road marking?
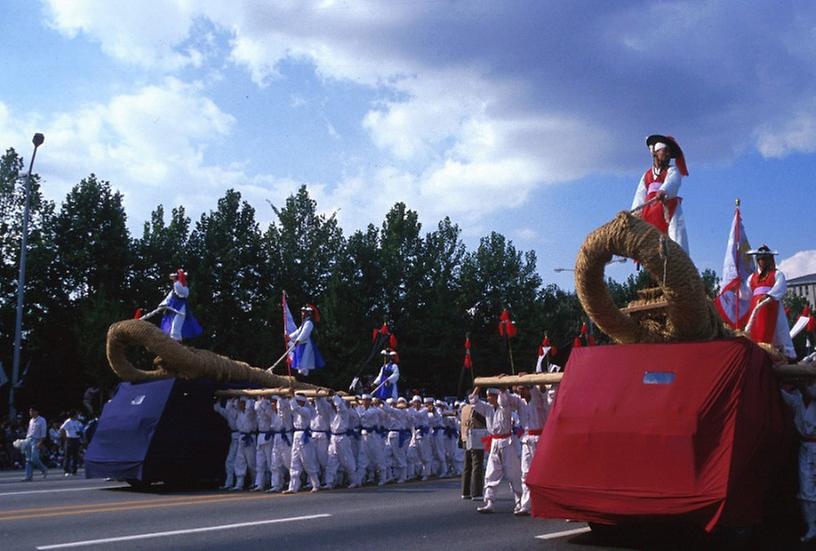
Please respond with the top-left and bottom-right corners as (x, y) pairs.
(535, 526), (591, 540)
(36, 513), (333, 549)
(0, 485), (128, 497)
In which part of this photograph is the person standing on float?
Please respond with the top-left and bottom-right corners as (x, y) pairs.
(631, 134), (689, 253)
(746, 245), (795, 359)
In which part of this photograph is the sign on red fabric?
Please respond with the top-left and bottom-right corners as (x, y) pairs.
(527, 338), (788, 531)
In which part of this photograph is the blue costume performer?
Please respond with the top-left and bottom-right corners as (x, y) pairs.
(157, 269), (203, 341)
(373, 350), (400, 400)
(289, 305), (325, 376)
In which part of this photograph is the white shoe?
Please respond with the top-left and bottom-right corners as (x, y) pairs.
(347, 483), (359, 489)
(281, 489), (295, 495)
(513, 509), (530, 517)
(477, 500), (494, 513)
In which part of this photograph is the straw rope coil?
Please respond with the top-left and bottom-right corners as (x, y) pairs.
(106, 319), (321, 390)
(575, 211), (729, 344)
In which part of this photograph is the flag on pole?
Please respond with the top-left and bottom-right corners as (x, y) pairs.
(464, 336), (472, 369)
(282, 292), (298, 374)
(498, 309), (518, 338)
(714, 205), (754, 329)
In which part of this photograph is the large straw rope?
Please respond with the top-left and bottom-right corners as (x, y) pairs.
(106, 319), (321, 390)
(575, 211), (729, 344)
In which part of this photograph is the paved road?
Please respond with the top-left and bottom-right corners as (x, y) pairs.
(0, 468), (803, 550)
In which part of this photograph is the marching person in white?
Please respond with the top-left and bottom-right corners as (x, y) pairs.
(310, 396), (333, 483)
(323, 395), (358, 489)
(469, 387), (523, 514)
(429, 399), (448, 477)
(781, 382), (816, 542)
(382, 397), (413, 483)
(284, 394), (321, 494)
(409, 395), (433, 481)
(213, 398), (239, 489)
(231, 398), (257, 491)
(268, 397), (293, 493)
(251, 397), (275, 491)
(508, 378), (554, 515)
(355, 394), (388, 486)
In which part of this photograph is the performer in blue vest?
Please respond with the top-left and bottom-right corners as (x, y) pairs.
(289, 305), (326, 376)
(373, 349), (400, 400)
(157, 269), (203, 341)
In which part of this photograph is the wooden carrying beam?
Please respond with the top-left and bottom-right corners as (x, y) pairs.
(215, 388), (336, 398)
(773, 364), (816, 380)
(474, 373), (563, 387)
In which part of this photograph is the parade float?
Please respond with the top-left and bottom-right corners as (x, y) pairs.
(525, 211), (811, 538)
(84, 320), (331, 487)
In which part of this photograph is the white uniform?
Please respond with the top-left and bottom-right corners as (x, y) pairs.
(324, 397), (357, 488)
(508, 387), (552, 513)
(355, 405), (388, 485)
(310, 397), (333, 483)
(287, 399), (321, 492)
(631, 165), (688, 253)
(382, 404), (413, 483)
(253, 398), (274, 490)
(470, 390), (523, 509)
(270, 398), (293, 492)
(430, 407), (449, 476)
(409, 405), (433, 480)
(214, 399), (239, 488)
(782, 386), (816, 541)
(233, 400), (258, 490)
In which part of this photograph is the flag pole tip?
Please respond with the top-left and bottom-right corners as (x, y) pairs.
(735, 198), (740, 207)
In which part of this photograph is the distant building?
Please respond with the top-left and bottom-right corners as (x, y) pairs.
(787, 273), (816, 307)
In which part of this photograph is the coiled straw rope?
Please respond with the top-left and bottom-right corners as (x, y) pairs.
(575, 211), (729, 344)
(106, 319), (322, 390)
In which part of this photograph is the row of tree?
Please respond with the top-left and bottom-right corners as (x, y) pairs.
(1, 147), (718, 416)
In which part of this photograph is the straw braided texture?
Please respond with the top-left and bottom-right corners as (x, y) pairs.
(106, 319), (320, 390)
(575, 212), (730, 344)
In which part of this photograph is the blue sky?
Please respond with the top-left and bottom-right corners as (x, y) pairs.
(1, 0), (815, 289)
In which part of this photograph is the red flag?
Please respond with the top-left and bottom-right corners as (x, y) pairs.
(498, 308), (517, 338)
(580, 322), (588, 336)
(573, 336), (582, 348)
(464, 336), (472, 369)
(133, 308), (143, 319)
(389, 334), (398, 349)
(380, 323), (390, 335)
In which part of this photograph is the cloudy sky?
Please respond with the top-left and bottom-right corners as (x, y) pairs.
(1, 0), (815, 288)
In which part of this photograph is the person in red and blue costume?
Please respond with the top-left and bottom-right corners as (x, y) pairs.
(158, 269), (203, 341)
(372, 349), (400, 400)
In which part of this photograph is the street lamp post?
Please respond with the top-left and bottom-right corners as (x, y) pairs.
(9, 133), (44, 418)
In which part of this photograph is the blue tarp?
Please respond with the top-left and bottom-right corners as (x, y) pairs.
(85, 378), (231, 483)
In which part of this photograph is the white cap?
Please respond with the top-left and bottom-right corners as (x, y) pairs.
(652, 142), (667, 153)
(361, 393), (372, 400)
(486, 388), (500, 396)
(410, 395), (422, 403)
(385, 398), (395, 405)
(423, 397), (434, 405)
(397, 397), (407, 404)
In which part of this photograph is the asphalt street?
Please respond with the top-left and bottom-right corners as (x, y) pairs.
(0, 468), (804, 550)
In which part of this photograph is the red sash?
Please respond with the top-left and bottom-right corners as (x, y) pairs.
(641, 168), (681, 234)
(748, 270), (778, 344)
(526, 429), (543, 436)
(481, 432), (512, 451)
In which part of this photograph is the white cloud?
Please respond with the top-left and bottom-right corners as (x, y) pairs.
(28, 1), (816, 233)
(780, 250), (816, 280)
(0, 78), (293, 230)
(44, 0), (201, 70)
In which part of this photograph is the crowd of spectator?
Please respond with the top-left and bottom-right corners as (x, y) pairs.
(0, 409), (95, 472)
